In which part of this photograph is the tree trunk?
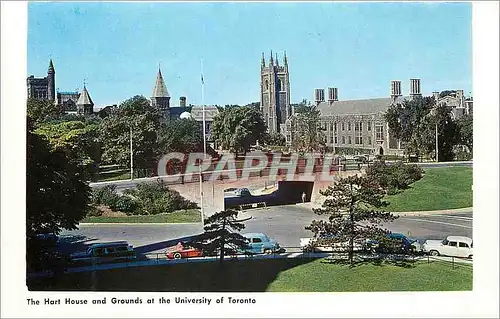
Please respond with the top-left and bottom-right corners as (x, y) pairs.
(219, 218), (227, 266)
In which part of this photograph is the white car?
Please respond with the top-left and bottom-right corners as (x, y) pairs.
(422, 236), (473, 259)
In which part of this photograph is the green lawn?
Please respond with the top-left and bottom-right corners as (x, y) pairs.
(385, 167), (473, 212)
(267, 259), (472, 292)
(80, 209), (201, 224)
(28, 258), (472, 292)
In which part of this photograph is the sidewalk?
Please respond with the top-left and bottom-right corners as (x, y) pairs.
(296, 202), (472, 216)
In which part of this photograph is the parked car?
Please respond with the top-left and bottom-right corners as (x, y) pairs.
(241, 233), (283, 254)
(422, 236), (473, 259)
(365, 233), (422, 253)
(165, 242), (203, 259)
(70, 241), (137, 264)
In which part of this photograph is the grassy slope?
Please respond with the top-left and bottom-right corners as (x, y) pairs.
(385, 167), (473, 212)
(267, 259), (472, 292)
(28, 258), (472, 292)
(80, 209), (201, 224)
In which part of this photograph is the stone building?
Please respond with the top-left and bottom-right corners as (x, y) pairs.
(27, 59), (94, 116)
(149, 68), (219, 141)
(151, 68), (171, 118)
(260, 51), (291, 134)
(27, 59), (55, 101)
(284, 78), (473, 156)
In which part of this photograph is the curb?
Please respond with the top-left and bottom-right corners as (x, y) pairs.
(296, 203), (472, 216)
(78, 222), (203, 226)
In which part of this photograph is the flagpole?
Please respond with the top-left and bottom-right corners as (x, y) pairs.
(199, 57), (206, 229)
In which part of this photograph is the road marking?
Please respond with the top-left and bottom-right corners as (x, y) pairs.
(426, 214), (473, 221)
(401, 217), (473, 229)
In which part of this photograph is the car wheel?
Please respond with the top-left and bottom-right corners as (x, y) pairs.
(173, 252), (182, 259)
(430, 250), (439, 256)
(264, 249), (272, 255)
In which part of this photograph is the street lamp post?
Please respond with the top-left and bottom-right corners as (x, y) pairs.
(435, 120), (439, 163)
(130, 126), (134, 179)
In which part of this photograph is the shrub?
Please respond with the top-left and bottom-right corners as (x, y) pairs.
(114, 196), (140, 215)
(366, 161), (423, 193)
(92, 185), (119, 207)
(126, 179), (198, 215)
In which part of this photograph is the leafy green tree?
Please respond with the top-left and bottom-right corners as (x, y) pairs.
(211, 106), (266, 157)
(456, 114), (473, 153)
(35, 120), (101, 180)
(307, 175), (397, 265)
(158, 118), (203, 153)
(99, 95), (164, 169)
(188, 210), (249, 266)
(27, 98), (62, 126)
(290, 100), (325, 152)
(365, 161), (423, 194)
(261, 132), (286, 146)
(385, 96), (436, 159)
(27, 118), (91, 235)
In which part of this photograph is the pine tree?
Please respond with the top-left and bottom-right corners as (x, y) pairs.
(307, 175), (397, 264)
(188, 210), (249, 266)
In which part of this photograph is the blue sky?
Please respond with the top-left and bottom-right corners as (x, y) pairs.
(27, 2), (472, 108)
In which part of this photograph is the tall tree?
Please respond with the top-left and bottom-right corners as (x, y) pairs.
(456, 114), (473, 153)
(306, 175), (397, 265)
(27, 118), (91, 235)
(27, 98), (62, 127)
(99, 95), (164, 169)
(211, 106), (266, 157)
(35, 120), (101, 180)
(385, 96), (436, 159)
(290, 100), (325, 153)
(158, 118), (203, 154)
(188, 210), (249, 266)
(261, 132), (286, 146)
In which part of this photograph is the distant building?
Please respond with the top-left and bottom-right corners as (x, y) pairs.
(27, 59), (55, 101)
(283, 78), (472, 156)
(260, 51), (291, 134)
(27, 59), (95, 116)
(149, 68), (219, 141)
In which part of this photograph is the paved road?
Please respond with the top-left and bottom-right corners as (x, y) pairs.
(59, 205), (472, 256)
(243, 205), (472, 248)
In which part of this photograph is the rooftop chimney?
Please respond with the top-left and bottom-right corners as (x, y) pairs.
(328, 87), (338, 104)
(180, 96), (186, 107)
(315, 88), (325, 104)
(390, 80), (402, 99)
(409, 78), (421, 96)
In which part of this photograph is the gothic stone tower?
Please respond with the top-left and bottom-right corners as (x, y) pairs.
(151, 67), (171, 118)
(260, 51), (291, 134)
(47, 59), (56, 102)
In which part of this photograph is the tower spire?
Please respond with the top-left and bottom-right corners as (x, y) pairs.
(261, 52), (265, 68)
(284, 51), (288, 68)
(269, 50), (274, 66)
(275, 52), (279, 67)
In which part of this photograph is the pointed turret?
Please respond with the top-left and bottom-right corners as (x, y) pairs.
(47, 59), (56, 101)
(48, 59), (55, 74)
(269, 50), (274, 67)
(152, 68), (170, 98)
(151, 67), (171, 118)
(284, 51), (288, 68)
(261, 52), (265, 68)
(77, 84), (94, 115)
(275, 52), (279, 67)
